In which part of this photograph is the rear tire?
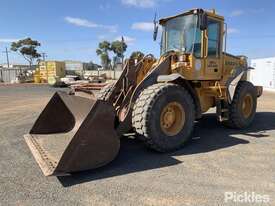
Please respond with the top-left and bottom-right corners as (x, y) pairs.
(132, 83), (195, 152)
(97, 83), (115, 100)
(223, 81), (257, 129)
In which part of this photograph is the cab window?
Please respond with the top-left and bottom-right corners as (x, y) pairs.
(185, 27), (202, 58)
(207, 19), (220, 57)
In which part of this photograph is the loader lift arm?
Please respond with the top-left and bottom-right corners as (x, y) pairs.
(104, 54), (172, 136)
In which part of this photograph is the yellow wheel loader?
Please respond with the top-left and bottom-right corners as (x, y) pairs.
(24, 9), (263, 176)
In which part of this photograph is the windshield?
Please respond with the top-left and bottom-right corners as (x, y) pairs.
(161, 14), (201, 57)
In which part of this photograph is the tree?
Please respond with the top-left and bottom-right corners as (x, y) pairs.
(87, 61), (100, 70)
(11, 38), (41, 68)
(96, 41), (111, 69)
(96, 39), (128, 70)
(110, 38), (127, 65)
(130, 51), (145, 61)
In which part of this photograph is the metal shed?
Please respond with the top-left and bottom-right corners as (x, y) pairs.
(249, 57), (275, 91)
(0, 68), (23, 83)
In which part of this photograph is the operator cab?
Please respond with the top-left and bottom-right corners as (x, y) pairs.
(158, 9), (225, 80)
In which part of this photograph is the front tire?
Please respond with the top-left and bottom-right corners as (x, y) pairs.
(132, 83), (195, 152)
(224, 81), (257, 128)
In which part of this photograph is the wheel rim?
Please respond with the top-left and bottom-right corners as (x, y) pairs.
(160, 102), (185, 136)
(242, 94), (253, 118)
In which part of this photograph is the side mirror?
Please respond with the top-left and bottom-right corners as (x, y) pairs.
(199, 13), (208, 30)
(153, 13), (158, 41)
(153, 24), (158, 41)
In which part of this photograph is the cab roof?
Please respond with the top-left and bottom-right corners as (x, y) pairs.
(159, 8), (224, 25)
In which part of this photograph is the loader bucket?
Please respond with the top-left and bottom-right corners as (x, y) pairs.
(24, 91), (120, 176)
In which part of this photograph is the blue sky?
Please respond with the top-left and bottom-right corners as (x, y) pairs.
(0, 0), (275, 65)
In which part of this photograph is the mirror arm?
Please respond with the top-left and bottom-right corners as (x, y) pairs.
(153, 12), (158, 41)
(153, 25), (158, 41)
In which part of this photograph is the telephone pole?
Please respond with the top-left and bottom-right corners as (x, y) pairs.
(121, 36), (125, 68)
(2, 47), (10, 68)
(41, 52), (47, 61)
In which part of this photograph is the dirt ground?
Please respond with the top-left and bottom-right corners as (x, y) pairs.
(0, 84), (274, 206)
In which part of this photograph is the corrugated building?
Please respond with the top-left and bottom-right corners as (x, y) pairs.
(65, 61), (86, 71)
(0, 68), (24, 82)
(249, 57), (275, 91)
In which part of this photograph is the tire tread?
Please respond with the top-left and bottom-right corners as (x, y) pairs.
(132, 83), (195, 152)
(224, 81), (257, 128)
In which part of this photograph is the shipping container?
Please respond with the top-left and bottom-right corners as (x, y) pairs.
(249, 57), (275, 91)
(65, 61), (85, 71)
(0, 68), (24, 83)
(38, 61), (65, 82)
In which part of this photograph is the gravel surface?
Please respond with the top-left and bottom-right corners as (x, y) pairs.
(0, 84), (274, 206)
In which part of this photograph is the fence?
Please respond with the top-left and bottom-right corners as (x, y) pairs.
(84, 70), (123, 80)
(0, 68), (25, 83)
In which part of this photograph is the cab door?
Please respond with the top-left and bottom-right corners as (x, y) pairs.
(204, 18), (222, 79)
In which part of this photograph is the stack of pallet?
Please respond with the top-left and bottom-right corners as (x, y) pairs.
(38, 61), (65, 83)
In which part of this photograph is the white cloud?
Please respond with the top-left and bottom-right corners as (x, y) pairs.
(121, 0), (156, 8)
(98, 35), (106, 40)
(132, 22), (154, 32)
(249, 8), (265, 14)
(64, 17), (97, 27)
(230, 10), (244, 17)
(0, 38), (20, 43)
(64, 16), (117, 32)
(99, 3), (111, 10)
(229, 8), (264, 17)
(227, 28), (239, 34)
(115, 36), (136, 45)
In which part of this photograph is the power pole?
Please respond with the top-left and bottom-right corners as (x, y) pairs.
(121, 36), (125, 68)
(2, 47), (10, 68)
(41, 52), (47, 61)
